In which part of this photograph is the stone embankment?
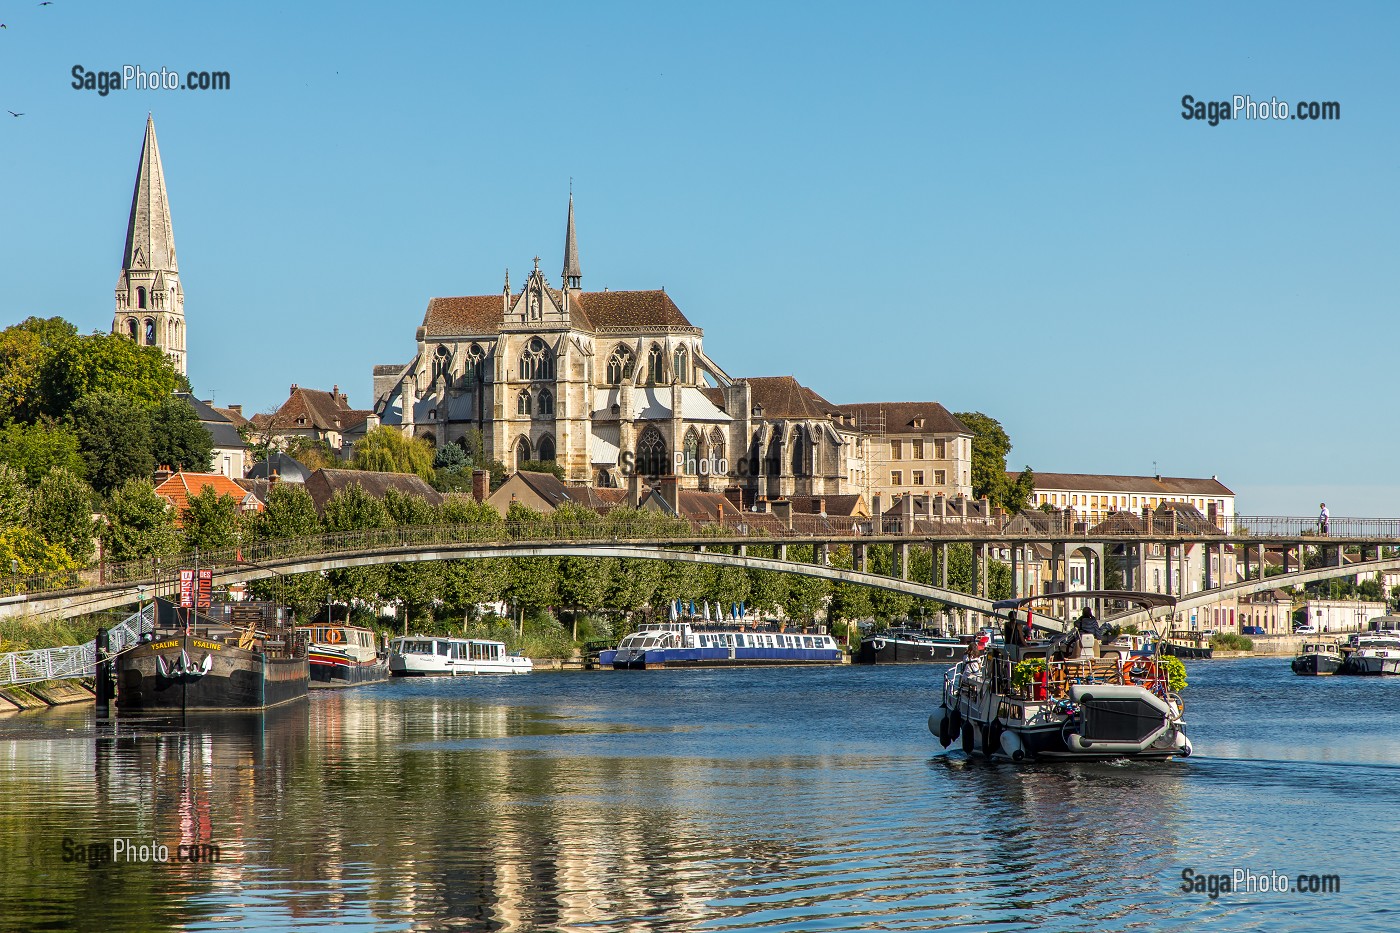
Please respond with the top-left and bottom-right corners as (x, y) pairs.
(0, 680), (95, 712)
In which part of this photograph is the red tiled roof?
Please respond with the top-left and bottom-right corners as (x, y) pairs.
(573, 290), (691, 329)
(420, 289), (693, 338)
(266, 387), (372, 434)
(154, 472), (264, 527)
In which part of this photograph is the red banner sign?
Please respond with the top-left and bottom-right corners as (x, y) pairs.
(197, 568), (213, 610)
(179, 569), (196, 608)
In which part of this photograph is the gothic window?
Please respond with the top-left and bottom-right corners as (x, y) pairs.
(682, 428), (701, 474)
(537, 389), (554, 416)
(607, 345), (635, 384)
(517, 390), (532, 416)
(144, 318), (156, 346)
(673, 345), (689, 384)
(636, 426), (668, 477)
(126, 318), (138, 340)
(519, 337), (554, 381)
(646, 344), (664, 384)
(137, 287), (147, 309)
(790, 427), (809, 477)
(765, 432), (782, 476)
(537, 435), (556, 462)
(515, 437), (532, 467)
(708, 428), (726, 466)
(433, 345), (451, 381)
(465, 343), (485, 381)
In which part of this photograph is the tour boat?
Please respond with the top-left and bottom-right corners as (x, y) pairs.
(856, 628), (965, 664)
(600, 622), (842, 670)
(1341, 632), (1400, 675)
(1160, 630), (1213, 660)
(1292, 640), (1343, 676)
(117, 599), (308, 712)
(296, 623), (390, 687)
(928, 592), (1191, 762)
(388, 636), (533, 675)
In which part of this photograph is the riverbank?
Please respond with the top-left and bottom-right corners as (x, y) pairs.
(0, 680), (95, 712)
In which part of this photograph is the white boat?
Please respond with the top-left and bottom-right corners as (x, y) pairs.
(1342, 632), (1400, 675)
(929, 591), (1191, 762)
(296, 623), (389, 687)
(600, 622), (842, 669)
(388, 636), (533, 676)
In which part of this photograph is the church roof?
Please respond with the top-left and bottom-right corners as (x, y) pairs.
(744, 376), (848, 421)
(123, 114), (178, 273)
(842, 402), (970, 436)
(420, 289), (693, 337)
(562, 193), (581, 281)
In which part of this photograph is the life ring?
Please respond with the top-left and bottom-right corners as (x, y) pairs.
(1120, 657), (1157, 683)
(325, 629), (344, 644)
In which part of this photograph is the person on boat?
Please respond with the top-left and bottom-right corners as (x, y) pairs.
(1075, 607), (1101, 639)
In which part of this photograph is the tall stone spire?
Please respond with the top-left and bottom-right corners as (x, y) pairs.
(113, 114), (187, 376)
(561, 190), (581, 290)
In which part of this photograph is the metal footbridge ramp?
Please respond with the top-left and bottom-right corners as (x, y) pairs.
(0, 603), (154, 687)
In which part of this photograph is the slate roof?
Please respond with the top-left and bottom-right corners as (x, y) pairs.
(247, 452), (312, 483)
(178, 393), (247, 450)
(842, 402), (970, 436)
(304, 469), (443, 513)
(213, 406), (251, 430)
(154, 472), (264, 526)
(744, 376), (848, 421)
(1019, 471), (1235, 497)
(787, 494), (867, 518)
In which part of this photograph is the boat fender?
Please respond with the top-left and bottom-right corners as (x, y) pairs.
(928, 708), (945, 742)
(1176, 733), (1192, 757)
(983, 721), (1002, 759)
(947, 706), (962, 738)
(999, 729), (1026, 762)
(961, 720), (975, 754)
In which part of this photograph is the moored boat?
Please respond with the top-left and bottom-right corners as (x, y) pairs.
(856, 628), (964, 664)
(388, 636), (533, 675)
(600, 622), (842, 670)
(1161, 630), (1213, 660)
(117, 599), (308, 713)
(1292, 640), (1343, 675)
(297, 623), (390, 687)
(1341, 632), (1400, 675)
(928, 592), (1191, 762)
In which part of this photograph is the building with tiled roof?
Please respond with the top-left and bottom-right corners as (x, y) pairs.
(841, 402), (974, 506)
(260, 384), (376, 456)
(1019, 470), (1235, 527)
(178, 393), (249, 479)
(153, 472), (264, 526)
(302, 469), (442, 514)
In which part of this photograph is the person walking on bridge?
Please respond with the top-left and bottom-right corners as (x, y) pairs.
(1319, 503), (1330, 536)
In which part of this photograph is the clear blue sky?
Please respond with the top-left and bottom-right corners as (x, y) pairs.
(2, 2), (1395, 514)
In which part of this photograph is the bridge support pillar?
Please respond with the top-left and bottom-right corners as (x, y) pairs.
(1010, 545), (1019, 598)
(94, 627), (113, 720)
(940, 544), (948, 589)
(857, 543), (868, 573)
(898, 543), (909, 580)
(816, 543), (829, 566)
(778, 544), (787, 561)
(971, 544), (980, 596)
(739, 544), (746, 557)
(980, 543), (989, 597)
(1204, 544), (1213, 590)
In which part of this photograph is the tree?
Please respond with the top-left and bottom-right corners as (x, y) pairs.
(249, 483), (325, 619)
(519, 459), (564, 479)
(352, 426), (434, 479)
(0, 421), (84, 484)
(182, 485), (242, 552)
(101, 479), (180, 562)
(0, 527), (76, 578)
(382, 489), (443, 630)
(71, 392), (154, 494)
(31, 467), (95, 564)
(953, 411), (1032, 513)
(35, 331), (181, 421)
(0, 463), (30, 530)
(321, 482), (392, 605)
(0, 316), (77, 424)
(433, 443), (468, 474)
(280, 435), (337, 471)
(150, 396), (213, 472)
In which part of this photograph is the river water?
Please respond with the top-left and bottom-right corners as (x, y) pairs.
(0, 659), (1395, 932)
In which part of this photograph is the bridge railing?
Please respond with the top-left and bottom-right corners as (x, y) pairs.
(0, 603), (154, 687)
(1226, 515), (1400, 540)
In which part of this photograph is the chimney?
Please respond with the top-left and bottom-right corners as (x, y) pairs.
(229, 404), (242, 416)
(959, 496), (968, 521)
(1143, 506), (1154, 534)
(659, 475), (680, 516)
(153, 465), (173, 486)
(816, 497), (826, 518)
(771, 498), (793, 529)
(472, 469), (489, 503)
(627, 472), (642, 509)
(872, 493), (883, 523)
(1207, 501), (1220, 528)
(270, 469), (281, 487)
(290, 383), (298, 394)
(937, 494), (947, 519)
(981, 495), (991, 525)
(900, 493), (915, 534)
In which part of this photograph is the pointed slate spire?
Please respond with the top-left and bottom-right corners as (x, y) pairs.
(123, 114), (178, 273)
(561, 190), (581, 289)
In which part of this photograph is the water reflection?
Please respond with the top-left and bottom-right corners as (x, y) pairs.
(0, 663), (1396, 931)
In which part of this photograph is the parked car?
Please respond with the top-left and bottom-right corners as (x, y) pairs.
(1294, 625), (1318, 635)
(1241, 625), (1266, 635)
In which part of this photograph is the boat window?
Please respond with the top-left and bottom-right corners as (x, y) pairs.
(803, 637), (815, 648)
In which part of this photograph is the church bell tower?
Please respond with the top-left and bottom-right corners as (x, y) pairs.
(112, 114), (187, 376)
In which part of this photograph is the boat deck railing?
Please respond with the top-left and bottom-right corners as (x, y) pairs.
(946, 651), (1172, 705)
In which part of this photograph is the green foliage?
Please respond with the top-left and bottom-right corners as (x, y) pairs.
(99, 479), (180, 562)
(952, 410), (1032, 513)
(321, 482), (392, 606)
(31, 467), (95, 564)
(1210, 632), (1254, 651)
(279, 435), (336, 471)
(352, 426), (434, 479)
(0, 527), (76, 577)
(247, 483), (325, 618)
(0, 463), (30, 530)
(518, 459), (564, 480)
(182, 486), (242, 551)
(0, 421), (84, 484)
(150, 396), (214, 472)
(1161, 655), (1188, 693)
(0, 317), (78, 424)
(71, 392), (155, 494)
(1358, 578), (1385, 603)
(37, 331), (181, 421)
(432, 443), (468, 474)
(1011, 657), (1046, 690)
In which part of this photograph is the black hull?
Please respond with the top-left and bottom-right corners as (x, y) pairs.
(117, 636), (309, 712)
(1292, 654), (1342, 675)
(856, 639), (963, 664)
(1162, 643), (1213, 660)
(309, 658), (390, 688)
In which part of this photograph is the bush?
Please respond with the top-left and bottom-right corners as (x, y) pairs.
(1210, 633), (1254, 651)
(1161, 655), (1188, 693)
(1011, 657), (1046, 690)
